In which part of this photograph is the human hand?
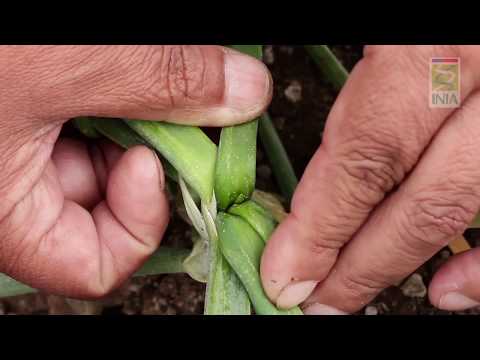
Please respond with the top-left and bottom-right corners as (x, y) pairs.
(0, 45), (271, 298)
(261, 45), (480, 314)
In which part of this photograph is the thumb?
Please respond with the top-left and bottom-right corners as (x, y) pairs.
(15, 45), (272, 126)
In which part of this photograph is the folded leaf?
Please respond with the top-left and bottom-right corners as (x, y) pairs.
(228, 200), (277, 242)
(126, 120), (217, 203)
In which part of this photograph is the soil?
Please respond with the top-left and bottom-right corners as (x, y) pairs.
(1, 45), (479, 315)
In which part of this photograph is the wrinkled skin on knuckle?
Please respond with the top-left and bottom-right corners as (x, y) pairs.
(164, 45), (225, 107)
(331, 132), (408, 210)
(400, 190), (477, 251)
(125, 45), (225, 112)
(324, 49), (430, 210)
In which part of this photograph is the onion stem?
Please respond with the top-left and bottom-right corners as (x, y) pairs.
(304, 45), (348, 91)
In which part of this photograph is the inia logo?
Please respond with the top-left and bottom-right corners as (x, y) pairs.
(430, 57), (460, 108)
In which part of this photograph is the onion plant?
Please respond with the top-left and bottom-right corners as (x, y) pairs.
(1, 45), (474, 314)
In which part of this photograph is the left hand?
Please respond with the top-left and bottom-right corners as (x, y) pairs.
(0, 45), (271, 298)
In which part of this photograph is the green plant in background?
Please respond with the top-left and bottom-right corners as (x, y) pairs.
(16, 45), (475, 314)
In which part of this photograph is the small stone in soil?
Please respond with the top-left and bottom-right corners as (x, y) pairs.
(400, 273), (427, 298)
(284, 80), (302, 103)
(263, 46), (274, 64)
(364, 305), (378, 315)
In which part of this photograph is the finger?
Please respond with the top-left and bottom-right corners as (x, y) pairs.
(429, 248), (480, 311)
(0, 146), (168, 298)
(15, 45), (272, 127)
(105, 146), (167, 246)
(261, 45), (480, 309)
(51, 138), (127, 208)
(51, 138), (102, 209)
(89, 139), (125, 194)
(304, 91), (480, 314)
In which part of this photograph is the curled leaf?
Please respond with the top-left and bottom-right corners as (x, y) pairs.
(201, 200), (218, 242)
(179, 176), (208, 240)
(228, 200), (277, 242)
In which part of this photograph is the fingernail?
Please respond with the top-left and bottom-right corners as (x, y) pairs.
(438, 292), (480, 311)
(224, 50), (272, 113)
(303, 303), (349, 315)
(276, 280), (318, 309)
(150, 149), (165, 191)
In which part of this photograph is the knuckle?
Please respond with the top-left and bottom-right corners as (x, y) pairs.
(343, 148), (399, 194)
(400, 192), (477, 249)
(128, 45), (223, 111)
(329, 78), (422, 208)
(165, 45), (225, 107)
(333, 136), (406, 208)
(165, 46), (202, 106)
